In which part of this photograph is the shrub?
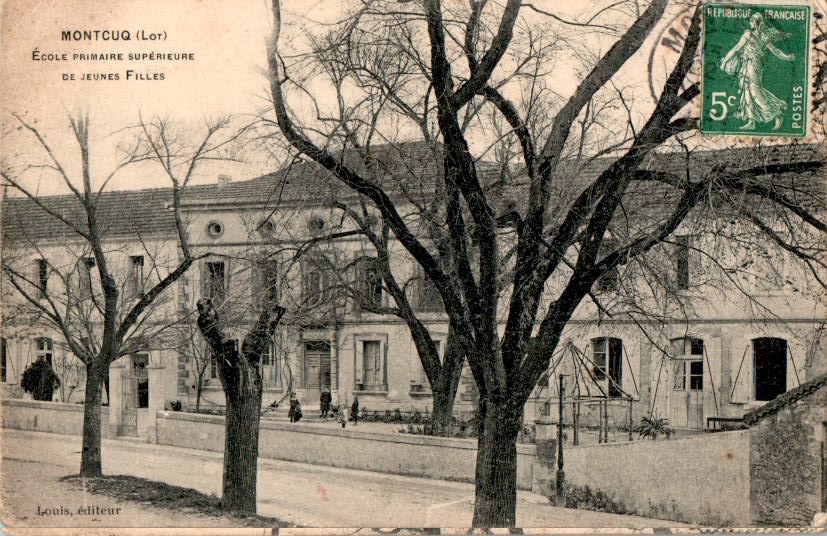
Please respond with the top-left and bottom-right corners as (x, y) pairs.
(168, 400), (182, 411)
(21, 358), (60, 401)
(635, 413), (674, 440)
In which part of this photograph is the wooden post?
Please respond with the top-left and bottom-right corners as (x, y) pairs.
(572, 401), (579, 446)
(603, 399), (609, 442)
(555, 374), (566, 506)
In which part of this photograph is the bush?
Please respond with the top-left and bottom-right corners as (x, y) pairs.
(635, 413), (674, 440)
(168, 400), (182, 411)
(21, 358), (60, 401)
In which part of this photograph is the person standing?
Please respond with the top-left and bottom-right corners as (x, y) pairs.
(320, 386), (332, 418)
(337, 401), (347, 428)
(351, 396), (359, 426)
(288, 393), (302, 423)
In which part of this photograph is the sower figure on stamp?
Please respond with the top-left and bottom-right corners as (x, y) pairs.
(720, 12), (795, 131)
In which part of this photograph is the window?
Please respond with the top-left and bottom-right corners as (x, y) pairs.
(261, 340), (280, 388)
(36, 337), (53, 366)
(255, 258), (279, 311)
(355, 335), (387, 391)
(591, 337), (623, 397)
(595, 265), (618, 292)
(302, 256), (333, 307)
(133, 353), (149, 408)
(416, 271), (443, 312)
(411, 339), (442, 389)
(354, 257), (382, 310)
(203, 260), (227, 302)
(362, 340), (383, 388)
(129, 256), (144, 295)
(670, 337), (704, 391)
(595, 240), (618, 292)
(209, 339), (239, 381)
(689, 360), (703, 390)
(206, 220), (224, 239)
(1, 337), (6, 382)
(35, 259), (48, 297)
(753, 337), (787, 401)
(675, 235), (690, 290)
(79, 257), (96, 299)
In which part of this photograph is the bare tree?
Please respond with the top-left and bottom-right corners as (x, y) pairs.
(1, 114), (240, 477)
(266, 0), (825, 526)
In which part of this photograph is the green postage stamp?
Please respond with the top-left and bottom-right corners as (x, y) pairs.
(701, 3), (810, 137)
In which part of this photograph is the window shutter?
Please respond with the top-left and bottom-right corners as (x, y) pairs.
(224, 258), (231, 302)
(787, 342), (802, 390)
(730, 338), (752, 403)
(621, 341), (640, 400)
(353, 339), (363, 384)
(382, 338), (388, 387)
(689, 236), (703, 286)
(410, 342), (421, 384)
(251, 259), (262, 312)
(200, 261), (209, 299)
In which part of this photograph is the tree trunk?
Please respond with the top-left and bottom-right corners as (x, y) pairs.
(428, 325), (464, 436)
(221, 367), (262, 513)
(79, 363), (104, 477)
(472, 396), (521, 527)
(196, 298), (284, 515)
(430, 385), (456, 435)
(195, 378), (203, 411)
(430, 356), (463, 435)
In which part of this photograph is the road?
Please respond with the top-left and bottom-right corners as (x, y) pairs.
(1, 429), (688, 529)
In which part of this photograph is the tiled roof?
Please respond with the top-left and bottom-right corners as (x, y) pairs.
(2, 187), (179, 243)
(742, 373), (827, 426)
(2, 141), (824, 242)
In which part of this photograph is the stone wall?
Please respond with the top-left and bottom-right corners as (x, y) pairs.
(533, 421), (751, 525)
(155, 411), (536, 489)
(749, 386), (826, 526)
(1, 399), (110, 438)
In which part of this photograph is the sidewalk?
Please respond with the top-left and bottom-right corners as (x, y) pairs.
(1, 429), (690, 529)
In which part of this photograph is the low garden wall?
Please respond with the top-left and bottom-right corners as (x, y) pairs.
(1, 399), (110, 439)
(533, 425), (751, 525)
(155, 410), (536, 489)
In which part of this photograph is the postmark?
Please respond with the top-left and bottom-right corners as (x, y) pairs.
(700, 3), (811, 137)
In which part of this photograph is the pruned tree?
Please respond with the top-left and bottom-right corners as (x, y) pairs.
(266, 0), (825, 526)
(1, 114), (241, 477)
(195, 300), (285, 514)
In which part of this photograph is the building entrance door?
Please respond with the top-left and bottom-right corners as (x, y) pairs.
(669, 338), (704, 429)
(303, 341), (331, 404)
(120, 367), (138, 436)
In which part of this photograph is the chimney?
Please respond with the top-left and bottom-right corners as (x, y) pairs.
(217, 174), (232, 189)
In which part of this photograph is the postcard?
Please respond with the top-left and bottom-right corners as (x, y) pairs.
(1, 0), (825, 533)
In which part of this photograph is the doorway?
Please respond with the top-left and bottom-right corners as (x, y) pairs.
(303, 340), (331, 404)
(670, 338), (704, 429)
(753, 337), (787, 401)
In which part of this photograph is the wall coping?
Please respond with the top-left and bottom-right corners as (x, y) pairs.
(158, 410), (536, 455)
(557, 429), (749, 452)
(1, 398), (109, 413)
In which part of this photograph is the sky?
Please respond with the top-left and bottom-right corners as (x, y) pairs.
(0, 0), (755, 196)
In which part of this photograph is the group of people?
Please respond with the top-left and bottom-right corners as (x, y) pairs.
(285, 387), (359, 428)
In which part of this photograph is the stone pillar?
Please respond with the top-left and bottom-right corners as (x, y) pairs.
(531, 416), (558, 499)
(108, 361), (125, 436)
(147, 364), (166, 443)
